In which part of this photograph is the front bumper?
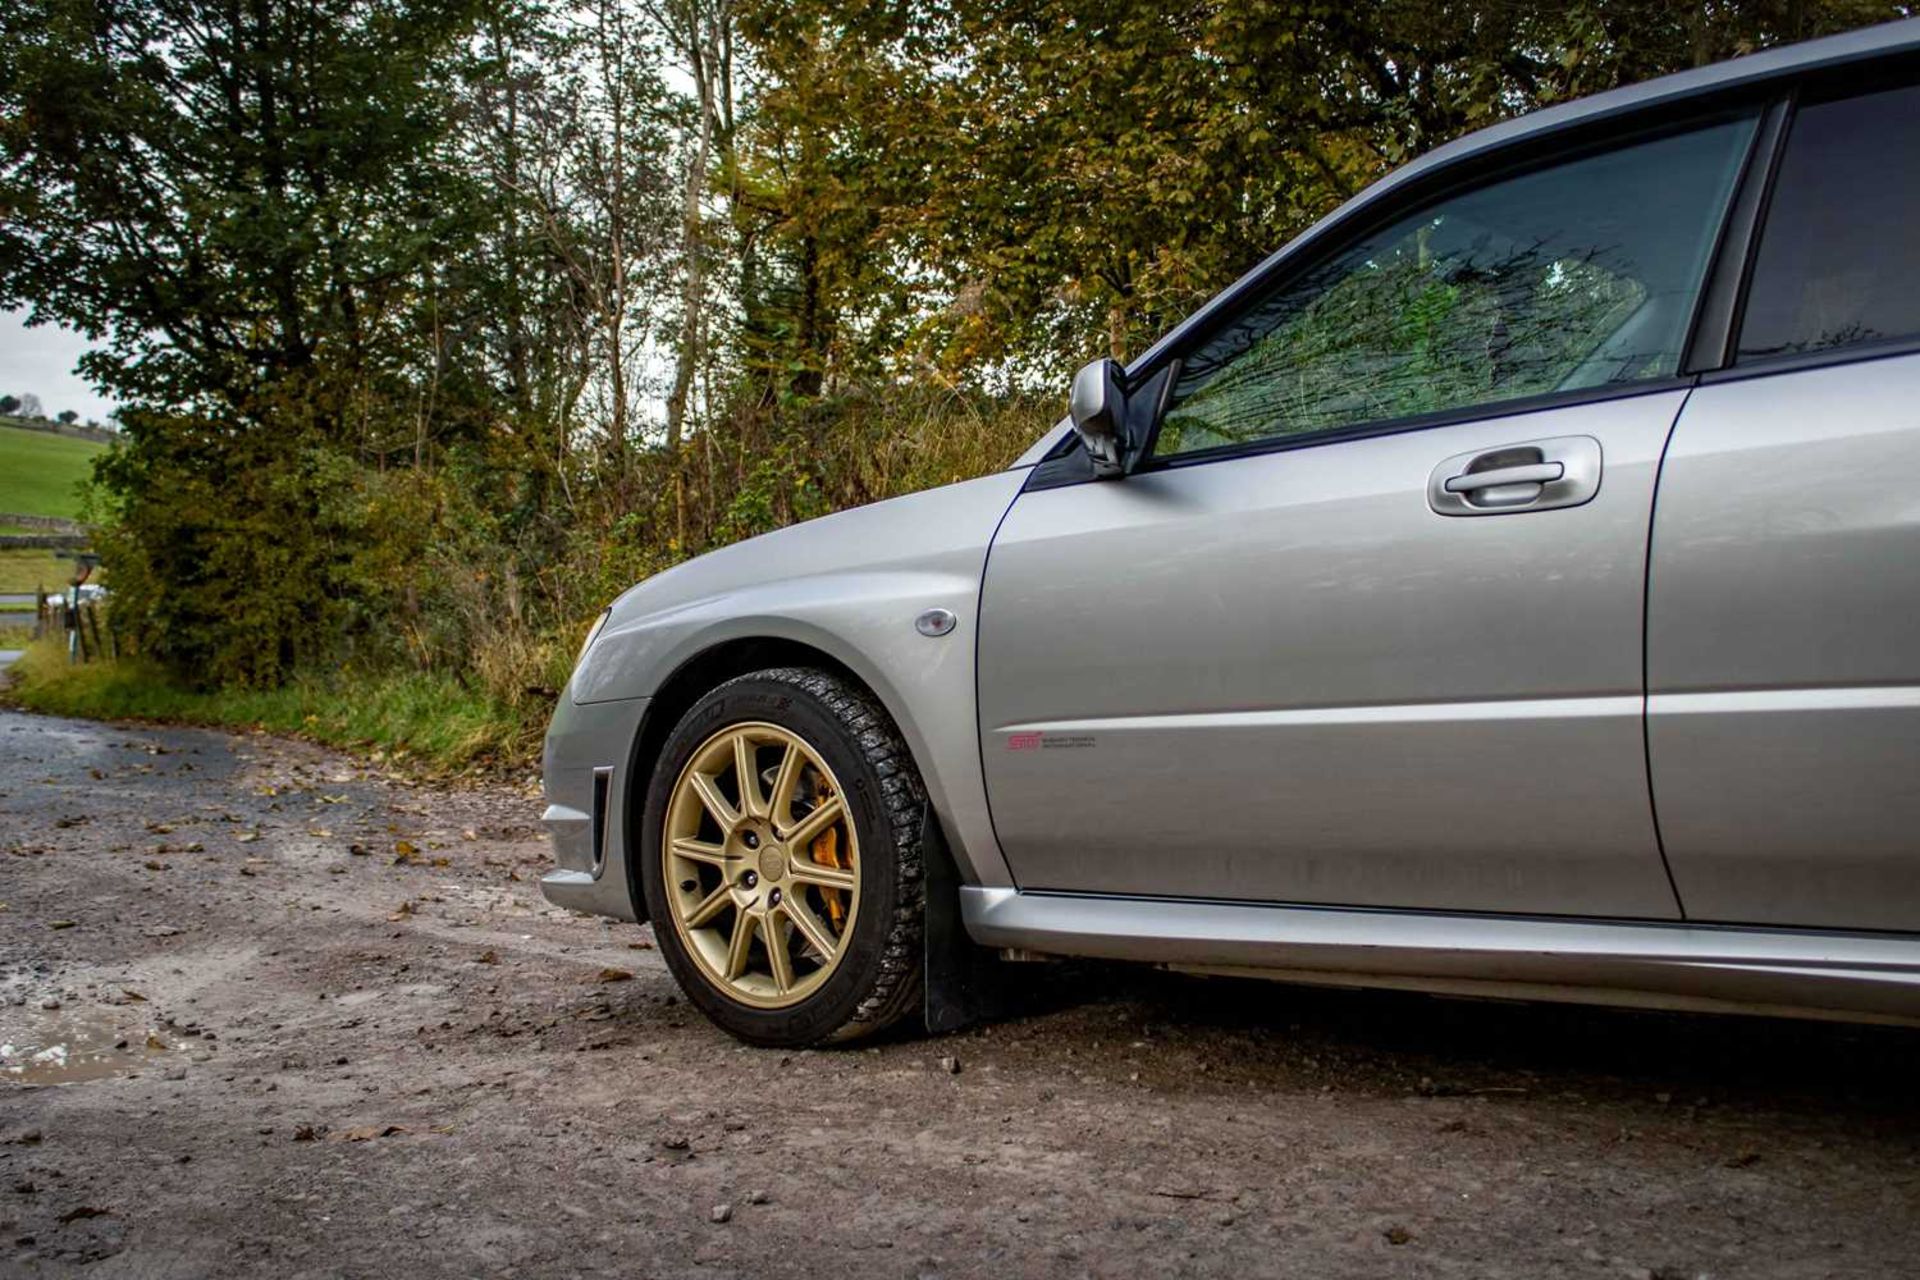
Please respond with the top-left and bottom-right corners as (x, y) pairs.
(539, 693), (650, 922)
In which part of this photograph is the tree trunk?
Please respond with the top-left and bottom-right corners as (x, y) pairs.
(665, 2), (723, 462)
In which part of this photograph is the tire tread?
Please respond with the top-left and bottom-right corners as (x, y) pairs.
(695, 666), (924, 1044)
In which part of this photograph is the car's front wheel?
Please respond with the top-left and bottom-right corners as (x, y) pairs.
(638, 667), (926, 1046)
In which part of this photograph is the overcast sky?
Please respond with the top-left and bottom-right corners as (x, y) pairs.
(0, 309), (120, 424)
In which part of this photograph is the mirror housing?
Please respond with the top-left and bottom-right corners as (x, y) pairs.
(1069, 357), (1129, 478)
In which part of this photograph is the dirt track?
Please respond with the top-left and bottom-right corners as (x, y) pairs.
(3, 707), (1918, 1278)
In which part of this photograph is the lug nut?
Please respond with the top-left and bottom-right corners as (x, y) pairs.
(742, 831), (759, 849)
(769, 888), (782, 907)
(742, 871), (758, 889)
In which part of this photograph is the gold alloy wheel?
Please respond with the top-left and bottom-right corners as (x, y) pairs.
(662, 722), (861, 1009)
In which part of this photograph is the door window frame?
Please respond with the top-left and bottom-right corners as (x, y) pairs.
(1136, 106), (1769, 473)
(1700, 51), (1920, 390)
(1023, 88), (1796, 493)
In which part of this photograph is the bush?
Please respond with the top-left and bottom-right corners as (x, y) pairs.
(80, 378), (1054, 765)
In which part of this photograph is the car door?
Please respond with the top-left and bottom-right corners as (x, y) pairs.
(1648, 75), (1920, 932)
(977, 114), (1759, 916)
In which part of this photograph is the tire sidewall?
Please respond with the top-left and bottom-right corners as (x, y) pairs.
(639, 673), (907, 1046)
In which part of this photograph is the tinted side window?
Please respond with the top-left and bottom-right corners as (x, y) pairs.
(1738, 81), (1920, 361)
(1154, 120), (1754, 459)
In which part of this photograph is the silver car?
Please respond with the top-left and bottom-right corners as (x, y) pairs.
(544, 21), (1920, 1046)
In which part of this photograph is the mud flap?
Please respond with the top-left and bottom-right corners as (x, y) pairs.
(921, 807), (1013, 1034)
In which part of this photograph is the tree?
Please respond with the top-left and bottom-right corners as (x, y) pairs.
(0, 0), (500, 683)
(16, 392), (43, 418)
(0, 0), (490, 431)
(0, 395), (17, 415)
(56, 409), (77, 424)
(738, 0), (1908, 382)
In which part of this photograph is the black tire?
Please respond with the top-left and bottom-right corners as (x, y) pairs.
(638, 666), (926, 1046)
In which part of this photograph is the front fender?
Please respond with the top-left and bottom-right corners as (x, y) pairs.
(569, 470), (1030, 887)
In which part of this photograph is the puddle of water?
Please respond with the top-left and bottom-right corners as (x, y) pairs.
(0, 1004), (161, 1086)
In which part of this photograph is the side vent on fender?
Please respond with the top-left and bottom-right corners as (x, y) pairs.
(589, 766), (615, 878)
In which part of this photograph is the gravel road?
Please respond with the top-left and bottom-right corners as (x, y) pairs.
(3, 708), (1919, 1279)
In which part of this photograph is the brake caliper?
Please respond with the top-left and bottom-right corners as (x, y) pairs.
(810, 820), (847, 931)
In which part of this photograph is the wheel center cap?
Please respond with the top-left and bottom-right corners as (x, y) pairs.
(757, 844), (785, 883)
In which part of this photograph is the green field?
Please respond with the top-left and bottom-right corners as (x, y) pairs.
(0, 548), (78, 594)
(0, 421), (107, 520)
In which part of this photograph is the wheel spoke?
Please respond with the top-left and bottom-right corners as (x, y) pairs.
(733, 731), (766, 818)
(788, 857), (855, 893)
(682, 882), (733, 928)
(765, 914), (796, 993)
(724, 911), (756, 980)
(781, 898), (838, 960)
(667, 718), (864, 1008)
(768, 742), (803, 824)
(781, 794), (843, 849)
(669, 836), (728, 868)
(690, 771), (740, 832)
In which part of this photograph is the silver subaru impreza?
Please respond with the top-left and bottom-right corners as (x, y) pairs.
(544, 20), (1920, 1046)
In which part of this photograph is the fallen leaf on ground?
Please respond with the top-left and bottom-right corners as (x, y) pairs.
(596, 968), (634, 983)
(341, 1125), (409, 1142)
(59, 1206), (111, 1224)
(49, 919), (77, 930)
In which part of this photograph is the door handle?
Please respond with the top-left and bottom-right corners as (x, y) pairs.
(1443, 462), (1564, 493)
(1427, 435), (1602, 517)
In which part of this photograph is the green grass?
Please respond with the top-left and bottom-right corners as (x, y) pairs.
(2, 640), (545, 775)
(0, 422), (107, 520)
(0, 549), (87, 594)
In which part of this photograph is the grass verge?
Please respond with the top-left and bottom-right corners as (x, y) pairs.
(2, 639), (546, 777)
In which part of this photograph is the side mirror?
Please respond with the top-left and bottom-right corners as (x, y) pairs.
(1069, 357), (1129, 478)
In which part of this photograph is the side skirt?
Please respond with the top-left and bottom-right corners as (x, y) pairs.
(960, 887), (1920, 1025)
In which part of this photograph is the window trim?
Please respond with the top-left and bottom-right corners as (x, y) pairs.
(1701, 330), (1920, 388)
(1682, 96), (1795, 375)
(1132, 103), (1768, 474)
